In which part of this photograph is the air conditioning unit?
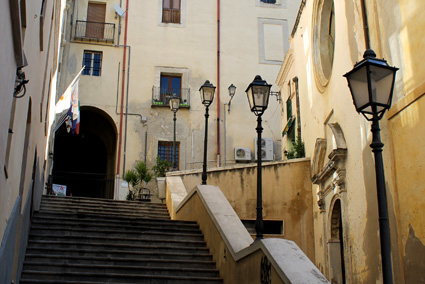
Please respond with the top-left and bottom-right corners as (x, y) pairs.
(254, 138), (274, 161)
(235, 147), (251, 161)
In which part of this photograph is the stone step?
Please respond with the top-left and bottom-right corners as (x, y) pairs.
(20, 270), (223, 284)
(22, 262), (220, 277)
(39, 206), (170, 219)
(32, 213), (200, 232)
(25, 253), (215, 269)
(26, 245), (213, 260)
(27, 239), (210, 253)
(41, 195), (166, 208)
(39, 200), (168, 212)
(29, 226), (205, 242)
(21, 195), (223, 283)
(24, 254), (217, 269)
(29, 234), (207, 248)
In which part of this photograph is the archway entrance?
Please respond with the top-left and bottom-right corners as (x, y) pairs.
(328, 199), (346, 284)
(52, 107), (116, 199)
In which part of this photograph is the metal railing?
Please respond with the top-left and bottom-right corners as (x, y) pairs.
(152, 86), (190, 108)
(75, 20), (115, 43)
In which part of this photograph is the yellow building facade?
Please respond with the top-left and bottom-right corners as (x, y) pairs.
(55, 0), (302, 199)
(277, 0), (425, 283)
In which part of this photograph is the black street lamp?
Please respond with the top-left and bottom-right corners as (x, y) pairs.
(199, 80), (216, 185)
(344, 49), (398, 284)
(245, 75), (272, 240)
(170, 95), (180, 171)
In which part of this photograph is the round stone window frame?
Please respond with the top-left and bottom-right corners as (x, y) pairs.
(312, 0), (335, 92)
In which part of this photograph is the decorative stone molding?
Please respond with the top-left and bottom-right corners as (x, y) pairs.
(311, 123), (347, 211)
(311, 138), (327, 179)
(312, 0), (335, 93)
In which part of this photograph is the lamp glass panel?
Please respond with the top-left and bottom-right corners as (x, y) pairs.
(253, 85), (270, 108)
(246, 87), (254, 110)
(370, 65), (395, 108)
(347, 65), (369, 112)
(201, 86), (215, 105)
(228, 85), (236, 97)
(170, 97), (180, 111)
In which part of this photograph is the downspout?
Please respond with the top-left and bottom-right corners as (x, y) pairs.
(123, 46), (131, 175)
(360, 0), (371, 49)
(216, 0), (221, 167)
(116, 0), (129, 179)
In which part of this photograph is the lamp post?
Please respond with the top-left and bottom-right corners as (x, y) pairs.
(344, 49), (398, 284)
(245, 75), (272, 240)
(170, 95), (180, 171)
(199, 80), (216, 185)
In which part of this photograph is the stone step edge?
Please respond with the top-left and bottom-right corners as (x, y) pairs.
(31, 219), (200, 232)
(27, 240), (210, 251)
(21, 270), (223, 281)
(41, 199), (166, 207)
(32, 213), (196, 226)
(38, 208), (170, 217)
(24, 254), (216, 264)
(29, 233), (206, 244)
(30, 225), (202, 237)
(25, 247), (212, 256)
(40, 203), (168, 212)
(23, 261), (219, 273)
(34, 210), (170, 220)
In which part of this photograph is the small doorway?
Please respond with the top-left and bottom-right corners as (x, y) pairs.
(328, 199), (346, 284)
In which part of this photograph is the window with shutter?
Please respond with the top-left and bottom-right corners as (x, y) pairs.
(86, 3), (106, 39)
(162, 0), (180, 24)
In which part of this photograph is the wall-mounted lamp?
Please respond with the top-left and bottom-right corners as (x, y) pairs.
(14, 67), (29, 98)
(227, 84), (236, 113)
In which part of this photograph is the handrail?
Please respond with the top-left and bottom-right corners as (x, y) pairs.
(165, 178), (330, 283)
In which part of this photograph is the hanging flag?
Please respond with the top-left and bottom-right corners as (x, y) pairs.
(70, 78), (80, 134)
(64, 107), (73, 133)
(55, 67), (84, 114)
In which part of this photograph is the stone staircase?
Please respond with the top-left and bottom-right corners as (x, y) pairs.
(20, 195), (223, 283)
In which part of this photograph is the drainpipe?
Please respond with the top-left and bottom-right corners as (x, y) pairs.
(123, 46), (131, 176)
(116, 0), (129, 179)
(216, 0), (221, 167)
(360, 0), (371, 50)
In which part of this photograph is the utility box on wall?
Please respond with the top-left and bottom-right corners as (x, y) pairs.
(235, 147), (252, 161)
(255, 138), (274, 161)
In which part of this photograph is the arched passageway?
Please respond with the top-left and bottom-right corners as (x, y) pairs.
(52, 107), (117, 199)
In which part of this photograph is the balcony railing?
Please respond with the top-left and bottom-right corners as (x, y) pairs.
(152, 86), (190, 108)
(75, 20), (115, 43)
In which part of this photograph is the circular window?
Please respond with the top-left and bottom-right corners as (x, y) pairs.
(312, 0), (335, 92)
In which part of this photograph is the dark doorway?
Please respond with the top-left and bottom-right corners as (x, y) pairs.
(52, 107), (116, 199)
(329, 199), (346, 284)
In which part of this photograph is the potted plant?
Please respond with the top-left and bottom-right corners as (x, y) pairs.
(152, 156), (171, 200)
(123, 161), (153, 201)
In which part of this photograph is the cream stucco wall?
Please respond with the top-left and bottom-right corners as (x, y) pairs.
(56, 0), (302, 194)
(0, 0), (63, 282)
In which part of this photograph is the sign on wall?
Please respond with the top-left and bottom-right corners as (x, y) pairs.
(52, 184), (67, 196)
